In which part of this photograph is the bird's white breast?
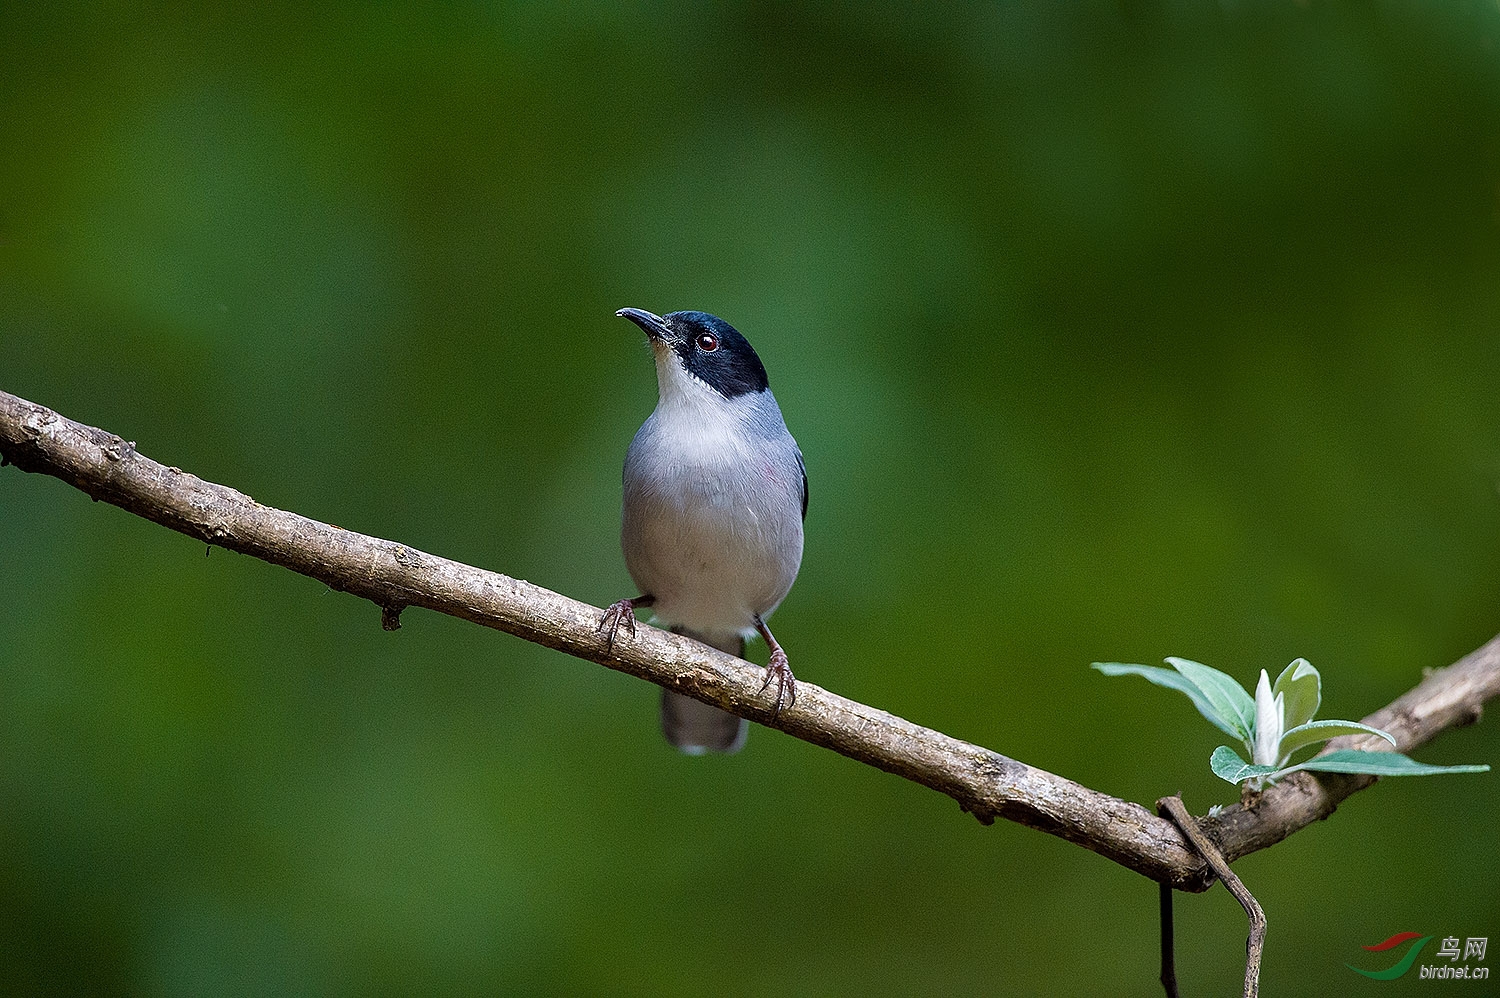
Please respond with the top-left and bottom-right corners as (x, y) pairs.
(621, 385), (803, 640)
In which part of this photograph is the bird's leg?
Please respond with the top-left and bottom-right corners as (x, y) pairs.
(599, 595), (654, 651)
(753, 614), (796, 719)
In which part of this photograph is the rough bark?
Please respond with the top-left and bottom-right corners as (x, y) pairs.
(3, 388), (1496, 892)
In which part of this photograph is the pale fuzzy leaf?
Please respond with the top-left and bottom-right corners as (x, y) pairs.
(1166, 657), (1255, 741)
(1209, 745), (1277, 785)
(1092, 663), (1243, 738)
(1273, 658), (1321, 731)
(1277, 719), (1396, 761)
(1252, 670), (1284, 766)
(1272, 749), (1490, 780)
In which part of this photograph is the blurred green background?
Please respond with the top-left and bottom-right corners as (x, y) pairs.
(3, 3), (1498, 995)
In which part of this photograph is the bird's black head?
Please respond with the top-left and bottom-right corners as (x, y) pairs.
(616, 307), (770, 399)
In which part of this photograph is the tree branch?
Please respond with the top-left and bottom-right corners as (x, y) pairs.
(1160, 796), (1265, 998)
(3, 388), (1495, 892)
(1197, 632), (1500, 863)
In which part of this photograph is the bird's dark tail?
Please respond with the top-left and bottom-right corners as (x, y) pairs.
(661, 630), (749, 754)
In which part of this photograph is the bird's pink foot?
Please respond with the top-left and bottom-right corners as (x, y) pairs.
(599, 598), (644, 651)
(759, 647), (797, 719)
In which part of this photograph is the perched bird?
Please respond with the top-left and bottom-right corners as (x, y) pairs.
(599, 307), (807, 753)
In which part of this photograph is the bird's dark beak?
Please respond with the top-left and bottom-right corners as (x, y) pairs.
(616, 307), (672, 343)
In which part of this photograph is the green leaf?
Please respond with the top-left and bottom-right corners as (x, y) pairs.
(1209, 746), (1277, 785)
(1166, 657), (1255, 741)
(1276, 749), (1490, 779)
(1092, 663), (1243, 738)
(1273, 658), (1321, 731)
(1277, 719), (1396, 760)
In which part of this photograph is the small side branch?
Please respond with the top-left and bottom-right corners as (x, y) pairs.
(1159, 796), (1266, 998)
(1158, 882), (1170, 996)
(2, 388), (1497, 891)
(1157, 864), (1178, 997)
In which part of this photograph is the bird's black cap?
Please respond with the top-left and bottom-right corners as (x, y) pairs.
(616, 308), (770, 398)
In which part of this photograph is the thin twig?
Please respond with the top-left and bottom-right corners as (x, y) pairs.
(2, 387), (1498, 891)
(1156, 801), (1179, 998)
(1159, 796), (1266, 998)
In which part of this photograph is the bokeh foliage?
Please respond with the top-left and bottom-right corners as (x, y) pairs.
(3, 3), (1498, 994)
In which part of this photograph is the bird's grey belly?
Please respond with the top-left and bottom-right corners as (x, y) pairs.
(622, 476), (802, 637)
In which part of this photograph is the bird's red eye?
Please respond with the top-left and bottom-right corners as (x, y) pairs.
(696, 333), (719, 352)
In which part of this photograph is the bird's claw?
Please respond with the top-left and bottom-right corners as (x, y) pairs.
(759, 648), (797, 720)
(599, 599), (639, 651)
